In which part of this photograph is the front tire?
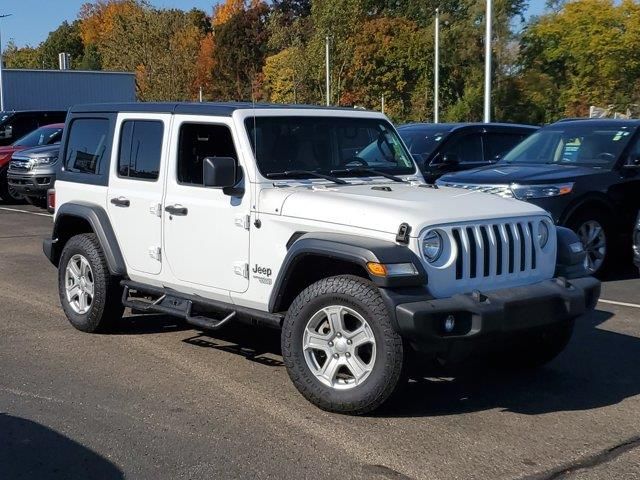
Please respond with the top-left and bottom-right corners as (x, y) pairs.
(281, 275), (404, 415)
(0, 170), (25, 204)
(567, 210), (612, 276)
(58, 233), (124, 333)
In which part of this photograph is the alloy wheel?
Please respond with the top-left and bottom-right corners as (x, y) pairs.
(302, 305), (376, 390)
(65, 254), (95, 314)
(577, 220), (606, 274)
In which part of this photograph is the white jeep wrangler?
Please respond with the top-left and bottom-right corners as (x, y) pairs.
(44, 103), (600, 414)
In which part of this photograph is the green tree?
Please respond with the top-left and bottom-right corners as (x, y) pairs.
(39, 21), (85, 69)
(3, 41), (41, 69)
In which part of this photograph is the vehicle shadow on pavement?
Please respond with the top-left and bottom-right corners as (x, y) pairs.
(0, 413), (124, 479)
(109, 313), (193, 335)
(379, 309), (640, 418)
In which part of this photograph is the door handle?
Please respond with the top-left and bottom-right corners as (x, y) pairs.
(110, 196), (130, 207)
(165, 204), (188, 216)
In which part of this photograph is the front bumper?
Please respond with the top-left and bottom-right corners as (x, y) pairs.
(395, 276), (600, 356)
(7, 172), (54, 196)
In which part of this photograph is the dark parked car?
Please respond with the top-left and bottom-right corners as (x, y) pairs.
(634, 212), (640, 274)
(0, 111), (66, 146)
(437, 119), (640, 275)
(397, 122), (538, 183)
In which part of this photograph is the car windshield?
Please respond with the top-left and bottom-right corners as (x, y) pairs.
(13, 126), (63, 148)
(501, 124), (636, 168)
(245, 116), (416, 179)
(398, 127), (450, 157)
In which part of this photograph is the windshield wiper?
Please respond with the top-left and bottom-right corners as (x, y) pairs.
(330, 167), (406, 183)
(265, 170), (348, 185)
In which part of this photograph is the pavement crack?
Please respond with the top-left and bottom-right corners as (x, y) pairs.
(521, 434), (640, 480)
(362, 464), (416, 480)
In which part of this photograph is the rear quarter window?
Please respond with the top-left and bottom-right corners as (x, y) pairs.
(64, 118), (110, 175)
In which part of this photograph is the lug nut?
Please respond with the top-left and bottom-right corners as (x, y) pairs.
(336, 332), (342, 338)
(328, 341), (334, 347)
(345, 352), (351, 358)
(333, 353), (339, 359)
(346, 339), (352, 345)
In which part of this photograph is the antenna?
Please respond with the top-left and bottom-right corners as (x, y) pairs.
(251, 77), (261, 227)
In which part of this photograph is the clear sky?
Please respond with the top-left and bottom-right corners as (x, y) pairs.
(1, 0), (548, 48)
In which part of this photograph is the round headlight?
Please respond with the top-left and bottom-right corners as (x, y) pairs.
(538, 221), (550, 248)
(422, 230), (443, 262)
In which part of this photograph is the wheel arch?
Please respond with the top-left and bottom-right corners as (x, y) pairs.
(560, 194), (618, 228)
(47, 203), (126, 276)
(268, 232), (426, 313)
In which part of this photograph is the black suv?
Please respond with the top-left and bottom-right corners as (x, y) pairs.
(397, 122), (537, 183)
(438, 119), (640, 275)
(0, 111), (67, 146)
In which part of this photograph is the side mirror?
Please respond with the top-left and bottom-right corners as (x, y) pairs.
(203, 156), (236, 188)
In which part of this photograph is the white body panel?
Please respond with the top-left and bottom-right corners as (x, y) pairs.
(55, 107), (558, 313)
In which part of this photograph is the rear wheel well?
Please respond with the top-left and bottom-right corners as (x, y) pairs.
(53, 215), (94, 265)
(274, 255), (370, 313)
(562, 200), (615, 229)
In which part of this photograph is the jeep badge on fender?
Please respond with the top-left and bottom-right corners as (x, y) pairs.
(43, 102), (600, 415)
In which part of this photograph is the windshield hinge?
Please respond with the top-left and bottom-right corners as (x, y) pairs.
(235, 215), (251, 230)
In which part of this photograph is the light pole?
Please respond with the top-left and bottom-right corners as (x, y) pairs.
(0, 13), (12, 112)
(434, 8), (440, 123)
(325, 35), (331, 106)
(483, 0), (492, 123)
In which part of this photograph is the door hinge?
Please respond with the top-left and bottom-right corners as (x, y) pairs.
(233, 262), (249, 279)
(148, 246), (162, 261)
(150, 203), (162, 217)
(235, 215), (251, 230)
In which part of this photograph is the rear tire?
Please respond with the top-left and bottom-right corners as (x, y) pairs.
(58, 233), (124, 333)
(281, 275), (404, 415)
(25, 196), (47, 208)
(498, 319), (575, 370)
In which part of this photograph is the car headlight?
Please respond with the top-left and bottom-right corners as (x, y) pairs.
(511, 182), (574, 200)
(422, 230), (443, 262)
(538, 221), (550, 248)
(33, 156), (58, 167)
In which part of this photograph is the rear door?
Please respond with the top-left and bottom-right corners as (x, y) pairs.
(426, 131), (484, 181)
(107, 113), (170, 275)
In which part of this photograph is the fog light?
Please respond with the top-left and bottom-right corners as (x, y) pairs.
(444, 315), (455, 333)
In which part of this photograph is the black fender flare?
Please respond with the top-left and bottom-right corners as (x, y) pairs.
(268, 232), (426, 313)
(46, 202), (126, 276)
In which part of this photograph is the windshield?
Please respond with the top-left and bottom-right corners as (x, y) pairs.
(13, 126), (63, 148)
(501, 124), (636, 168)
(398, 127), (450, 158)
(245, 116), (416, 179)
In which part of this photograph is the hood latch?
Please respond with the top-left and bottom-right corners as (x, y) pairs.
(396, 223), (412, 244)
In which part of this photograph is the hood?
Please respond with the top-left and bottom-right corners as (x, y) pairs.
(259, 182), (548, 235)
(439, 163), (601, 184)
(13, 144), (60, 159)
(0, 145), (22, 166)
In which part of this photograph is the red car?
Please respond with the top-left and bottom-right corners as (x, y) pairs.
(0, 123), (64, 203)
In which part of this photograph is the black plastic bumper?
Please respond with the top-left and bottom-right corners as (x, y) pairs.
(394, 276), (600, 354)
(7, 172), (54, 196)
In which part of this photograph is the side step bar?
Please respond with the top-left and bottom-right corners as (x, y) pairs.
(120, 280), (283, 331)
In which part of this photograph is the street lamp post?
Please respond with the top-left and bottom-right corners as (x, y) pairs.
(483, 0), (492, 123)
(0, 14), (12, 112)
(325, 35), (331, 106)
(434, 8), (440, 123)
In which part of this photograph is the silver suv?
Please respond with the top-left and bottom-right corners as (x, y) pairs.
(8, 144), (60, 207)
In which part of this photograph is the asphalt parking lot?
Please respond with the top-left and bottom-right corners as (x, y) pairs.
(1, 204), (639, 480)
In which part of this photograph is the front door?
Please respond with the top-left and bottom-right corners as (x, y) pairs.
(107, 113), (170, 275)
(162, 117), (250, 293)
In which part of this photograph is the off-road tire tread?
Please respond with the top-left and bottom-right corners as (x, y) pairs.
(282, 275), (403, 415)
(58, 233), (124, 333)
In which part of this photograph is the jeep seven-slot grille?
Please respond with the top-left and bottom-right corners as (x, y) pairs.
(451, 221), (538, 280)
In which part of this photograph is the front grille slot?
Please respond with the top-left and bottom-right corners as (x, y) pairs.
(450, 219), (540, 283)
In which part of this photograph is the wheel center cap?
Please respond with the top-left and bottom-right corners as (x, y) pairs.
(334, 337), (348, 353)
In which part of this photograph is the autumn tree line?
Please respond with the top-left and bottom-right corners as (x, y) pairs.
(4, 0), (640, 124)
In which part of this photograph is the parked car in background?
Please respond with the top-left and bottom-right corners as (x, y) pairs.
(633, 212), (640, 274)
(437, 119), (640, 275)
(0, 111), (66, 146)
(0, 123), (64, 203)
(8, 144), (60, 208)
(397, 122), (538, 183)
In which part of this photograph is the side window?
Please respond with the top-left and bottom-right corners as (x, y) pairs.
(177, 123), (237, 186)
(118, 120), (164, 180)
(65, 118), (109, 175)
(10, 115), (39, 141)
(441, 133), (483, 164)
(484, 133), (526, 161)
